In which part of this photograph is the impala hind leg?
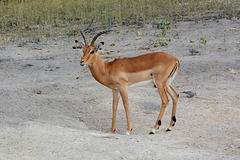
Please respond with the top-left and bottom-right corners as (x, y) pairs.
(118, 86), (132, 135)
(110, 89), (120, 133)
(166, 84), (179, 132)
(149, 79), (169, 134)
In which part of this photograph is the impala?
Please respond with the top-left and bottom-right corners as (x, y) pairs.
(73, 20), (180, 135)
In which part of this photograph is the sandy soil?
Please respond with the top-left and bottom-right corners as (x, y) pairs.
(0, 19), (240, 160)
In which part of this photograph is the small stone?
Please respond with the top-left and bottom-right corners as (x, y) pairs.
(230, 145), (235, 149)
(230, 69), (236, 74)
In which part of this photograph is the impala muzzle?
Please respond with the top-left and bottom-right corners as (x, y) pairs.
(80, 60), (85, 66)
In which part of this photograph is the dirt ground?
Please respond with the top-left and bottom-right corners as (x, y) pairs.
(0, 19), (240, 160)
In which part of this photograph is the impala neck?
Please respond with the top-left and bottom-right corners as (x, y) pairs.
(88, 53), (109, 87)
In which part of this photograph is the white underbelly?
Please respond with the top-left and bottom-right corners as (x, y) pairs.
(128, 79), (154, 88)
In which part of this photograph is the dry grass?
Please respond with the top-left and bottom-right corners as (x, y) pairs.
(0, 0), (239, 38)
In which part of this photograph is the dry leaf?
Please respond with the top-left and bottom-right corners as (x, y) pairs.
(230, 28), (237, 31)
(136, 37), (142, 40)
(36, 91), (42, 95)
(33, 48), (42, 50)
(139, 47), (157, 52)
(190, 40), (195, 43)
(100, 52), (111, 55)
(137, 31), (143, 36)
(110, 43), (115, 47)
(139, 47), (150, 50)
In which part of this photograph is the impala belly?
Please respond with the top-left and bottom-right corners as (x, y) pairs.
(127, 70), (153, 87)
(129, 79), (154, 87)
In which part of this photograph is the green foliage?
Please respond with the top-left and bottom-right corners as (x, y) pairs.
(67, 29), (78, 36)
(199, 37), (207, 46)
(157, 22), (171, 34)
(45, 32), (51, 37)
(0, 0), (239, 37)
(155, 38), (171, 47)
(155, 22), (171, 47)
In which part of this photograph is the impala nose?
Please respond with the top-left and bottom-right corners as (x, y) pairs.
(80, 60), (85, 66)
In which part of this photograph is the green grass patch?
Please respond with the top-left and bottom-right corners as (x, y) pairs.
(0, 0), (239, 38)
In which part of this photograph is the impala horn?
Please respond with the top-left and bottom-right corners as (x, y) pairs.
(90, 19), (111, 46)
(80, 17), (95, 45)
(80, 30), (88, 46)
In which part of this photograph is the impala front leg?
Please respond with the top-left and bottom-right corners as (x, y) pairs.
(118, 86), (132, 135)
(110, 89), (120, 133)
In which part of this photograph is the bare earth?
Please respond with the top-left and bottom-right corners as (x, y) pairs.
(0, 19), (240, 160)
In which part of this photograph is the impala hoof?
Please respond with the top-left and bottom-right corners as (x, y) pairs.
(125, 128), (133, 135)
(110, 129), (116, 133)
(126, 132), (130, 135)
(166, 128), (171, 132)
(149, 129), (155, 135)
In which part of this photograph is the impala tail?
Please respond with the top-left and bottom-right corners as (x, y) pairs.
(167, 60), (180, 85)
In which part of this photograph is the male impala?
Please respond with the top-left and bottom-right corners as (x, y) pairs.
(73, 21), (180, 135)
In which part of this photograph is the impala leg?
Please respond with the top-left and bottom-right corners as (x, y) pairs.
(166, 84), (179, 132)
(150, 79), (169, 134)
(118, 86), (132, 135)
(110, 89), (120, 133)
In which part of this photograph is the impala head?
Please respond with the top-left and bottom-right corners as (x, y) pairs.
(73, 19), (111, 67)
(79, 41), (105, 66)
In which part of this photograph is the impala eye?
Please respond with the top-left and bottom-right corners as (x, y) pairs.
(90, 50), (95, 54)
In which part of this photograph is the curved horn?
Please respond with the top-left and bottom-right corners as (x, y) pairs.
(83, 17), (95, 32)
(80, 30), (88, 45)
(80, 17), (95, 45)
(90, 19), (111, 46)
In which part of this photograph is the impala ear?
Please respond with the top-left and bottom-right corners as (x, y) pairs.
(96, 42), (104, 51)
(73, 40), (84, 49)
